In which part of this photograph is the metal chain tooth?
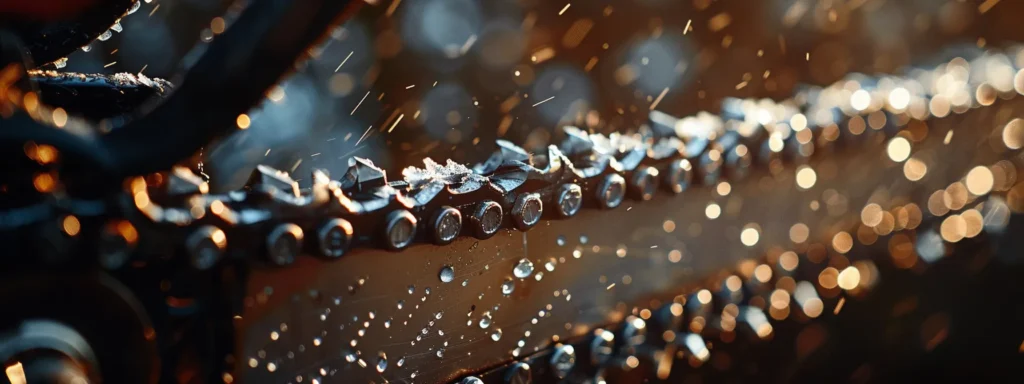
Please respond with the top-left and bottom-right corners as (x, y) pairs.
(446, 49), (1024, 383)
(106, 47), (1024, 274)
(42, 49), (1016, 380)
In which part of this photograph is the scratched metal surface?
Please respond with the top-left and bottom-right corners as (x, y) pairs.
(235, 95), (1023, 383)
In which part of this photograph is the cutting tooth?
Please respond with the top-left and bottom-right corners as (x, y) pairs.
(245, 164), (300, 197)
(559, 126), (596, 156)
(167, 166), (209, 195)
(341, 157), (388, 191)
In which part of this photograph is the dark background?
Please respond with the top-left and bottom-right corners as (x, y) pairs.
(54, 0), (1024, 189)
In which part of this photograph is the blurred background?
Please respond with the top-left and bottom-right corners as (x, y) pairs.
(55, 0), (1024, 190)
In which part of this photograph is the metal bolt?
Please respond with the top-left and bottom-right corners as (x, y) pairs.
(554, 183), (583, 218)
(384, 210), (417, 250)
(699, 148), (723, 186)
(511, 193), (543, 230)
(595, 174), (626, 209)
(98, 220), (137, 270)
(664, 159), (693, 194)
(590, 329), (615, 366)
(504, 362), (532, 384)
(629, 166), (660, 201)
(469, 200), (503, 239)
(621, 315), (647, 346)
(549, 345), (577, 379)
(317, 218), (353, 258)
(432, 206), (462, 245)
(267, 223), (303, 266)
(726, 144), (753, 180)
(187, 225), (227, 270)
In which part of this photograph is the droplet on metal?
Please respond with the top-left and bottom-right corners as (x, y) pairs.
(384, 210), (417, 250)
(513, 259), (535, 278)
(432, 206), (462, 245)
(554, 183), (583, 218)
(504, 362), (532, 384)
(629, 166), (659, 201)
(376, 351), (388, 373)
(596, 174), (626, 209)
(512, 193), (543, 230)
(500, 279), (515, 296)
(664, 159), (693, 194)
(470, 200), (503, 239)
(549, 345), (577, 379)
(267, 223), (303, 266)
(479, 312), (493, 328)
(127, 0), (141, 14)
(439, 265), (455, 283)
(187, 225), (227, 270)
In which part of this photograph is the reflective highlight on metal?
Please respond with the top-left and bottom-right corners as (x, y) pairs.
(554, 183), (583, 218)
(595, 174), (627, 209)
(629, 166), (660, 201)
(317, 218), (353, 259)
(431, 206), (462, 245)
(470, 201), (503, 239)
(384, 210), (417, 250)
(186, 225), (227, 270)
(266, 223), (303, 266)
(511, 193), (543, 230)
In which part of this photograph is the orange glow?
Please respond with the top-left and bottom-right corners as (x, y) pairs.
(62, 215), (80, 236)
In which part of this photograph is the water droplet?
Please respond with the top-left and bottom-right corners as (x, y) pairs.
(534, 272), (544, 281)
(499, 278), (516, 296)
(376, 352), (388, 373)
(397, 357), (405, 367)
(425, 287), (432, 295)
(127, 1), (141, 14)
(98, 30), (113, 41)
(513, 259), (535, 278)
(439, 266), (455, 283)
(491, 328), (503, 341)
(397, 300), (404, 310)
(462, 279), (469, 287)
(556, 235), (566, 246)
(436, 349), (445, 359)
(408, 285), (415, 294)
(580, 235), (589, 244)
(544, 258), (557, 272)
(53, 57), (68, 69)
(110, 21), (123, 33)
(479, 312), (492, 329)
(81, 44), (92, 53)
(344, 351), (356, 363)
(435, 311), (444, 320)
(384, 320), (391, 328)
